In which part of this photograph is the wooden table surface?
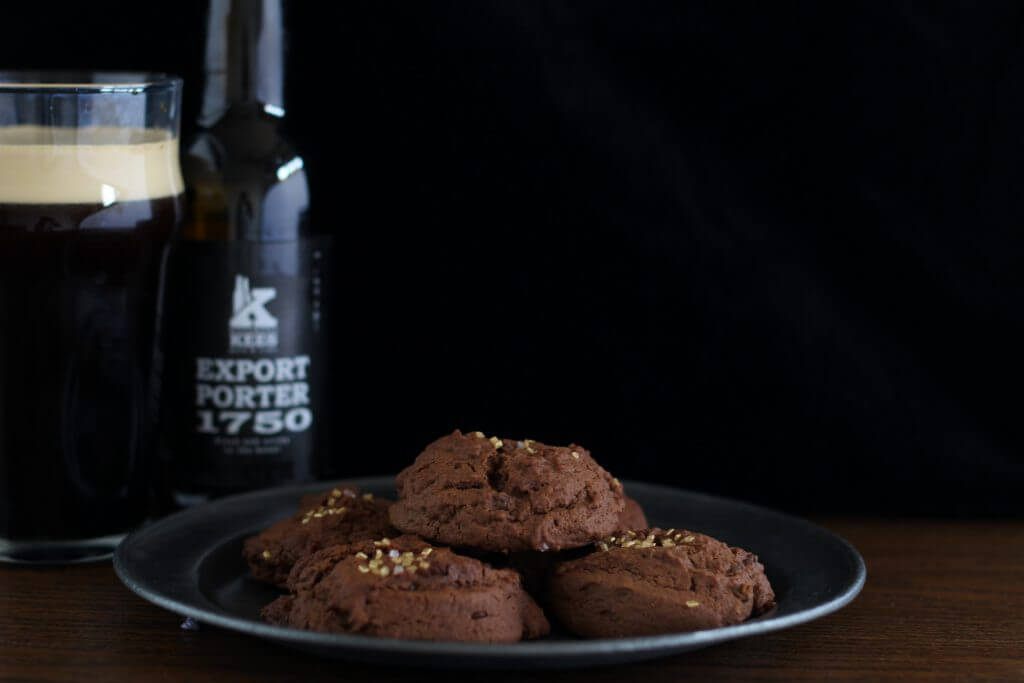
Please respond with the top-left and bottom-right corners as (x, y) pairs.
(2, 519), (1022, 682)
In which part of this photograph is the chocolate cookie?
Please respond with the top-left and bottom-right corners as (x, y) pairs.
(547, 528), (775, 637)
(263, 535), (550, 642)
(619, 495), (648, 531)
(463, 492), (647, 595)
(243, 487), (396, 586)
(389, 430), (625, 552)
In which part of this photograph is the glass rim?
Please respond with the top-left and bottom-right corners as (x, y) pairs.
(0, 71), (182, 94)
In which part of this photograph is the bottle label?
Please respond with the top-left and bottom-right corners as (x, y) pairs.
(156, 237), (329, 493)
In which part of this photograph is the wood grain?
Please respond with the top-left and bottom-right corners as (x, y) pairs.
(1, 520), (1022, 682)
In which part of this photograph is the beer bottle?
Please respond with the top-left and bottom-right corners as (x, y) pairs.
(154, 0), (330, 504)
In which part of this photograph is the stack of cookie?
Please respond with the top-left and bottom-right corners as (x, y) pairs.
(243, 429), (775, 643)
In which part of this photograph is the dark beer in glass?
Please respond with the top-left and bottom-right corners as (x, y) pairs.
(0, 73), (183, 562)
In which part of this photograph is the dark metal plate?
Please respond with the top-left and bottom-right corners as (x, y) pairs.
(113, 477), (865, 669)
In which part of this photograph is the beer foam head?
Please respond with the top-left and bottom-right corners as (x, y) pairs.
(0, 125), (183, 204)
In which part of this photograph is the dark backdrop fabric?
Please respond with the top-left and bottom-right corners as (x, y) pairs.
(4, 2), (1023, 515)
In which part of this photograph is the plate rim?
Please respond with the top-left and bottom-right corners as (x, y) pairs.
(113, 476), (866, 659)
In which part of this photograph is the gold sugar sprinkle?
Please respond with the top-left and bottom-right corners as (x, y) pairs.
(357, 564), (370, 573)
(473, 431), (485, 438)
(374, 549), (383, 559)
(261, 550), (272, 560)
(683, 535), (695, 543)
(331, 488), (342, 496)
(421, 548), (433, 556)
(355, 551), (368, 560)
(379, 566), (390, 577)
(419, 561), (430, 570)
(489, 436), (504, 449)
(301, 518), (310, 525)
(599, 530), (690, 551)
(685, 600), (700, 608)
(362, 493), (374, 501)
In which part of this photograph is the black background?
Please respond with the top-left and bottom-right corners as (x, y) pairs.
(4, 2), (1023, 515)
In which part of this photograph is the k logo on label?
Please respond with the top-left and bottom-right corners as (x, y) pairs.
(229, 275), (279, 352)
(230, 275), (278, 329)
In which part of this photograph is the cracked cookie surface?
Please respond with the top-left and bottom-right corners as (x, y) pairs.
(547, 528), (775, 637)
(262, 534), (550, 642)
(243, 486), (397, 587)
(388, 429), (625, 552)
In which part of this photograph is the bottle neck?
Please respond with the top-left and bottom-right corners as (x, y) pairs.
(199, 0), (285, 127)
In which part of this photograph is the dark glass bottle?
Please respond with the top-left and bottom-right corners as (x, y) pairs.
(154, 0), (329, 504)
